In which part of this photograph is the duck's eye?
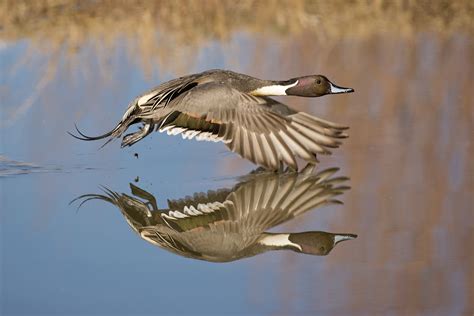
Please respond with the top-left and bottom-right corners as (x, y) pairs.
(316, 79), (321, 84)
(320, 246), (325, 252)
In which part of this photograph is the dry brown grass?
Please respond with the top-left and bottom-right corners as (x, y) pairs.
(1, 0), (473, 47)
(2, 1), (474, 39)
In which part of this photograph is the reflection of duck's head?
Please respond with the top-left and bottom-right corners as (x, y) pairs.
(258, 231), (357, 256)
(73, 165), (356, 262)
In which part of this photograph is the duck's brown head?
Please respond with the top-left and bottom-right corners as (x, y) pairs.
(285, 75), (354, 97)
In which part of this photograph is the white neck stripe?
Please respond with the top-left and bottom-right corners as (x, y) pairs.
(259, 234), (302, 251)
(251, 80), (298, 96)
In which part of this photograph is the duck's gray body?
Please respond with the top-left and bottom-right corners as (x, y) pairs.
(75, 166), (356, 262)
(72, 69), (353, 170)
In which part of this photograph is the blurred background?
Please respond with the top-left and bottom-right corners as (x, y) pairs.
(1, 0), (473, 315)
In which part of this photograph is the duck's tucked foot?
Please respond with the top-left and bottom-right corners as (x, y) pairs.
(121, 123), (153, 147)
(129, 183), (158, 211)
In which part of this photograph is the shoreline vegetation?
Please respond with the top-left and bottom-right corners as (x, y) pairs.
(2, 1), (473, 44)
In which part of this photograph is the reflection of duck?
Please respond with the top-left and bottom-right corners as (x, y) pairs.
(71, 69), (353, 170)
(73, 166), (356, 262)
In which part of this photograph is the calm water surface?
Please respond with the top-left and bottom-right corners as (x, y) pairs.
(1, 4), (473, 315)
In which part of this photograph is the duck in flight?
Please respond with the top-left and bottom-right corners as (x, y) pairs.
(70, 69), (354, 170)
(72, 165), (356, 262)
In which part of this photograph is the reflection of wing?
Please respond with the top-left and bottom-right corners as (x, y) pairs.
(160, 166), (348, 236)
(161, 189), (233, 232)
(228, 167), (348, 231)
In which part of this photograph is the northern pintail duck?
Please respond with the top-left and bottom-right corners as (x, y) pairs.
(71, 69), (354, 170)
(73, 166), (356, 262)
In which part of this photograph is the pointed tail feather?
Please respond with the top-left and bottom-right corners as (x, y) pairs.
(68, 103), (141, 147)
(68, 122), (124, 141)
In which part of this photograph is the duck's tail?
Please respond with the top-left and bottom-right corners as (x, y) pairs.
(68, 101), (148, 148)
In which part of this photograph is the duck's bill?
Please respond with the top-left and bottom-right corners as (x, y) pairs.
(334, 233), (358, 244)
(329, 82), (354, 94)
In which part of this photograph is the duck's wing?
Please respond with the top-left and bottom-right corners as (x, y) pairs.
(148, 82), (348, 170)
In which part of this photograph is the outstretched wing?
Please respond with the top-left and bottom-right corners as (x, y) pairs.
(159, 166), (349, 235)
(225, 166), (349, 233)
(148, 82), (348, 170)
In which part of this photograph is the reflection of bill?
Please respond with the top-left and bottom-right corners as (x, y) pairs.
(73, 165), (356, 262)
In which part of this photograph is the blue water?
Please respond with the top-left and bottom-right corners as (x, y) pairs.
(1, 30), (472, 315)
